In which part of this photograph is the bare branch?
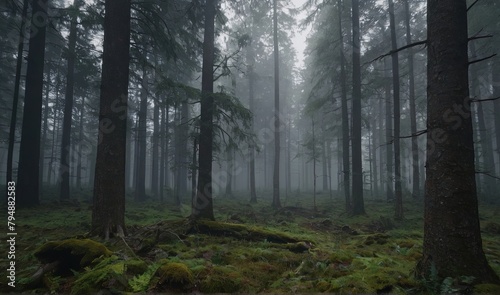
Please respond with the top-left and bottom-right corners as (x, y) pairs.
(467, 0), (481, 12)
(476, 170), (500, 181)
(469, 54), (497, 66)
(471, 96), (500, 103)
(367, 40), (427, 64)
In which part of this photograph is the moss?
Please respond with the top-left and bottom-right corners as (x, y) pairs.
(124, 259), (148, 274)
(315, 280), (331, 292)
(474, 283), (500, 294)
(34, 239), (112, 274)
(198, 266), (243, 293)
(152, 262), (194, 292)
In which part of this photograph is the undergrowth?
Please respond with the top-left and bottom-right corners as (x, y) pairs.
(1, 187), (499, 294)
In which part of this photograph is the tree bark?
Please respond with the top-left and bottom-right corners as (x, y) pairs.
(404, 0), (420, 199)
(272, 0), (281, 209)
(7, 0), (29, 199)
(418, 0), (499, 282)
(91, 0), (131, 239)
(192, 0), (217, 220)
(388, 0), (403, 220)
(351, 0), (364, 215)
(60, 0), (81, 200)
(135, 62), (148, 202)
(338, 0), (350, 212)
(384, 58), (394, 202)
(17, 0), (49, 208)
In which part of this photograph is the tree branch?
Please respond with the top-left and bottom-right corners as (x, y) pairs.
(476, 170), (500, 181)
(467, 0), (481, 12)
(471, 96), (500, 103)
(367, 40), (427, 64)
(469, 54), (497, 66)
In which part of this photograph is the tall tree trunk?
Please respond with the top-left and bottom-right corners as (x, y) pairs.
(192, 0), (217, 220)
(159, 105), (167, 202)
(91, 0), (131, 239)
(225, 147), (233, 198)
(191, 137), (198, 205)
(272, 0), (281, 209)
(351, 0), (364, 215)
(493, 60), (500, 191)
(40, 63), (52, 193)
(470, 42), (495, 199)
(48, 74), (62, 186)
(418, 0), (499, 282)
(151, 97), (160, 198)
(60, 0), (81, 200)
(338, 0), (350, 211)
(312, 118), (317, 211)
(404, 0), (420, 199)
(248, 45), (257, 203)
(76, 96), (85, 189)
(388, 0), (403, 220)
(135, 63), (148, 202)
(384, 58), (394, 201)
(17, 0), (49, 208)
(6, 0), (28, 199)
(372, 111), (379, 196)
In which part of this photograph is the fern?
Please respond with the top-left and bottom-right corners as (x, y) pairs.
(129, 262), (161, 292)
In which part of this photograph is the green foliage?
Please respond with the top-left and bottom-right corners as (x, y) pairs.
(129, 262), (161, 292)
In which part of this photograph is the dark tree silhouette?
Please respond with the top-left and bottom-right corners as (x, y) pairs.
(192, 0), (217, 220)
(17, 0), (49, 208)
(418, 0), (500, 282)
(91, 0), (131, 238)
(272, 0), (281, 209)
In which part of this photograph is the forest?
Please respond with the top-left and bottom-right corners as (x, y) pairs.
(1, 0), (500, 293)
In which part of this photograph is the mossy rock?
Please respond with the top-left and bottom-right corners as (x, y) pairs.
(474, 283), (500, 294)
(34, 239), (112, 274)
(150, 262), (194, 292)
(198, 266), (242, 293)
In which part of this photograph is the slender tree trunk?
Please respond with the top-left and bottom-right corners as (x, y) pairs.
(192, 0), (217, 220)
(338, 0), (350, 211)
(191, 137), (198, 205)
(470, 42), (495, 199)
(384, 58), (394, 201)
(159, 104), (167, 202)
(404, 0), (420, 199)
(312, 118), (317, 211)
(91, 0), (131, 238)
(17, 0), (49, 208)
(48, 75), (62, 186)
(272, 0), (281, 209)
(60, 0), (81, 200)
(6, 0), (28, 198)
(388, 0), (403, 219)
(225, 147), (233, 198)
(372, 111), (379, 196)
(493, 61), (500, 191)
(418, 0), (499, 282)
(40, 63), (52, 193)
(151, 97), (160, 198)
(351, 0), (364, 215)
(248, 48), (257, 202)
(76, 96), (85, 189)
(135, 63), (148, 202)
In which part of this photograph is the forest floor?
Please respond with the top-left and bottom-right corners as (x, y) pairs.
(2, 188), (500, 294)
